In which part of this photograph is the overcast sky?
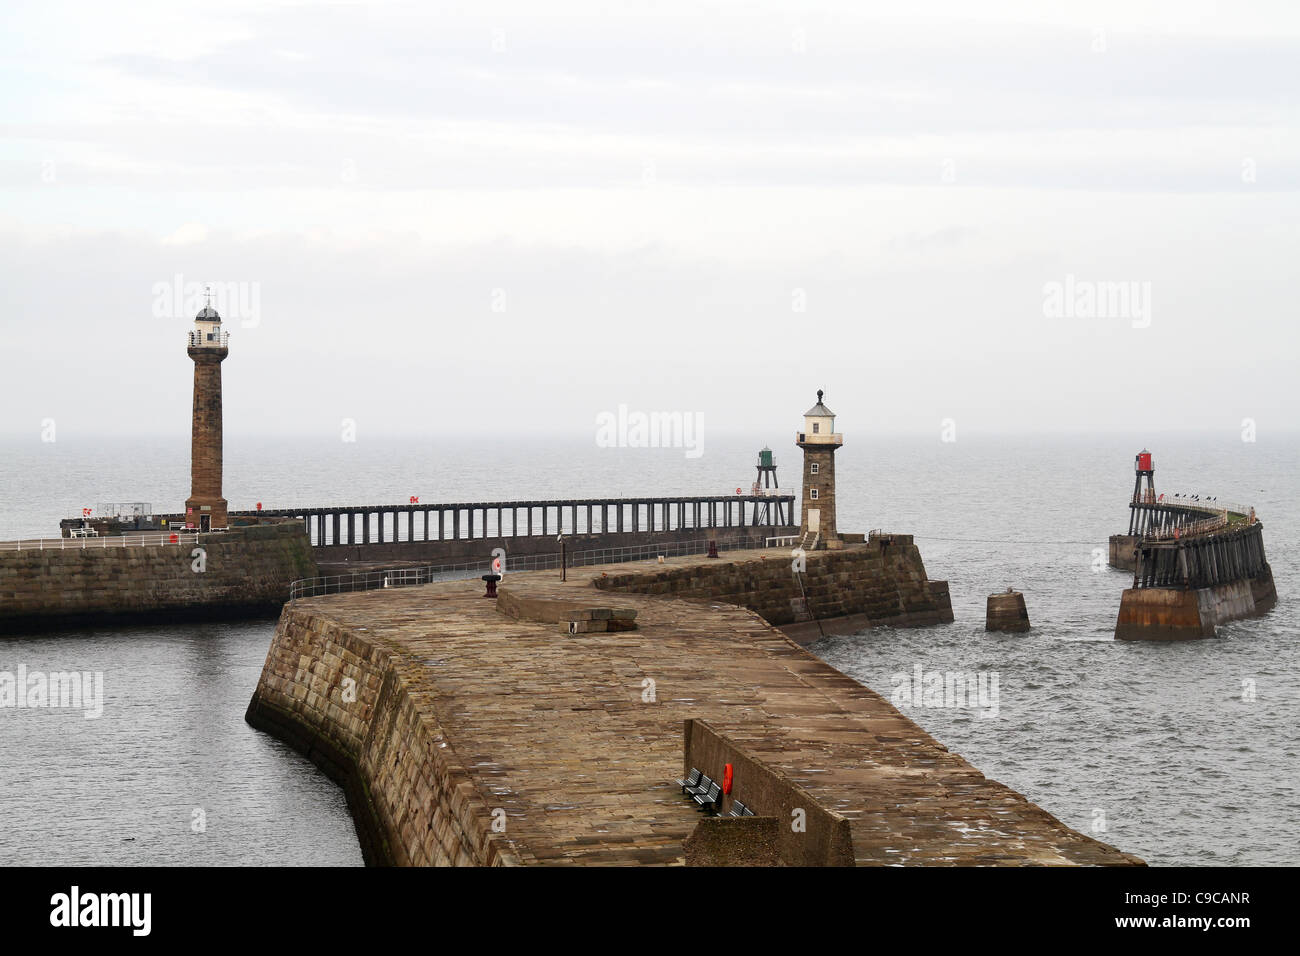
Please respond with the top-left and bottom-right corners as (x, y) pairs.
(1, 0), (1296, 442)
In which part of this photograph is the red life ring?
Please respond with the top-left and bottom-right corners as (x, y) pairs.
(722, 763), (733, 795)
(735, 487), (742, 495)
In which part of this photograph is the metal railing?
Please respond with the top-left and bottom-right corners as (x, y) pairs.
(765, 535), (798, 547)
(1144, 511), (1229, 542)
(795, 431), (843, 445)
(288, 536), (729, 601)
(1132, 493), (1252, 517)
(188, 330), (229, 348)
(0, 532), (205, 551)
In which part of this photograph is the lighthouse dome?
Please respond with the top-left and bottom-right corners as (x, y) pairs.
(195, 306), (221, 321)
(804, 389), (834, 417)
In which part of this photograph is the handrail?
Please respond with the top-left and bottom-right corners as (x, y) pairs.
(220, 493), (796, 518)
(287, 537), (728, 601)
(1144, 512), (1229, 542)
(188, 330), (229, 348)
(0, 532), (207, 551)
(1130, 493), (1252, 517)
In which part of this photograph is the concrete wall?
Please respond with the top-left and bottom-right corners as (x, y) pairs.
(244, 606), (519, 866)
(313, 525), (795, 574)
(1114, 565), (1276, 641)
(1108, 534), (1137, 571)
(0, 522), (317, 634)
(593, 538), (953, 637)
(683, 719), (854, 866)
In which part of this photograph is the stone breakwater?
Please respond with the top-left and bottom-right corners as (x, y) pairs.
(0, 523), (317, 634)
(246, 549), (1143, 866)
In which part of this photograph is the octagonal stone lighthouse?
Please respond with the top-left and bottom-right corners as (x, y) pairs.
(796, 389), (843, 550)
(185, 301), (230, 531)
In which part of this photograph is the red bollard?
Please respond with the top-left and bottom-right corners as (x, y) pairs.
(706, 540), (719, 559)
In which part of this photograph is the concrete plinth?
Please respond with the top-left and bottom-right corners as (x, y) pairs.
(1115, 566), (1276, 641)
(986, 590), (1030, 632)
(1108, 534), (1138, 571)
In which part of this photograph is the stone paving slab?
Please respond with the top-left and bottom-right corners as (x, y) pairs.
(293, 554), (1142, 866)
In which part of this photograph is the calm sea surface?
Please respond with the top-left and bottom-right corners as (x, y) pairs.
(0, 432), (1295, 865)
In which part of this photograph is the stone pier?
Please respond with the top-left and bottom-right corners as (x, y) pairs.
(246, 549), (1142, 866)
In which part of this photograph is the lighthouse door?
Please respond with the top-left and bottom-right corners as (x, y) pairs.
(200, 515), (211, 532)
(807, 508), (820, 532)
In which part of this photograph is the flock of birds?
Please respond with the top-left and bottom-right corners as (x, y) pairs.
(1172, 494), (1217, 502)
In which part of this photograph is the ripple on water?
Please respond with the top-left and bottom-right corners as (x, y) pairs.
(0, 622), (362, 866)
(811, 598), (1300, 867)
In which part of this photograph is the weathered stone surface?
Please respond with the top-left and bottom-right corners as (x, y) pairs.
(185, 346), (229, 529)
(1108, 534), (1138, 571)
(246, 555), (1144, 867)
(0, 523), (317, 633)
(1114, 567), (1276, 641)
(798, 444), (840, 549)
(592, 542), (954, 640)
(684, 816), (780, 867)
(986, 590), (1030, 632)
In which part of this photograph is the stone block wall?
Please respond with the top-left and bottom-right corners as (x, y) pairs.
(799, 445), (840, 547)
(244, 607), (520, 866)
(593, 540), (953, 631)
(0, 522), (317, 633)
(986, 590), (1030, 632)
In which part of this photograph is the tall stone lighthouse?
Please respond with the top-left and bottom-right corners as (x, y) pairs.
(796, 390), (842, 550)
(185, 300), (229, 531)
